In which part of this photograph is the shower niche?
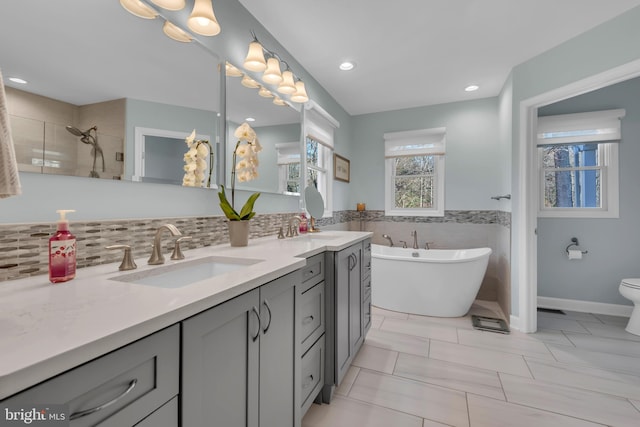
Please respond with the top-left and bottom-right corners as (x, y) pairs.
(7, 87), (125, 180)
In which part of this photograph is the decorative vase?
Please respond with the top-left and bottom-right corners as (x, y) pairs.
(228, 220), (250, 247)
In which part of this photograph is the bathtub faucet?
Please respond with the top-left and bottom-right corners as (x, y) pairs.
(411, 230), (419, 249)
(382, 234), (394, 247)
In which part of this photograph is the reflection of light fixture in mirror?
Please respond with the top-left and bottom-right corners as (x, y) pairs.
(150, 0), (185, 10)
(339, 61), (355, 71)
(273, 96), (287, 106)
(291, 80), (309, 103)
(244, 41), (267, 72)
(277, 70), (296, 94)
(245, 117), (256, 122)
(120, 0), (158, 19)
(258, 86), (274, 98)
(187, 0), (221, 36)
(8, 77), (27, 84)
(225, 62), (243, 77)
(465, 84), (479, 92)
(262, 57), (283, 84)
(163, 21), (193, 42)
(241, 75), (260, 88)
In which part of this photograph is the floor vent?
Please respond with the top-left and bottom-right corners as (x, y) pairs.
(471, 315), (510, 334)
(537, 307), (566, 315)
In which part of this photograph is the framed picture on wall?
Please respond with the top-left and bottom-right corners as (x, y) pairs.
(334, 154), (350, 182)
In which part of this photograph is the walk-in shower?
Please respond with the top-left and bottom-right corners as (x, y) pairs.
(65, 125), (105, 178)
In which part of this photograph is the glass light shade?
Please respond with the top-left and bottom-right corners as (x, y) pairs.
(150, 0), (185, 10)
(291, 80), (309, 103)
(187, 0), (221, 36)
(262, 57), (283, 84)
(273, 96), (287, 106)
(120, 0), (158, 19)
(244, 41), (267, 72)
(277, 70), (296, 94)
(241, 75), (260, 89)
(258, 87), (274, 98)
(163, 21), (193, 42)
(225, 62), (243, 77)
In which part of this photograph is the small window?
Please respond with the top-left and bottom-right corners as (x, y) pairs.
(537, 109), (624, 218)
(384, 128), (446, 217)
(306, 136), (331, 212)
(276, 142), (300, 195)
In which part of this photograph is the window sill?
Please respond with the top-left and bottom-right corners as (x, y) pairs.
(384, 208), (444, 217)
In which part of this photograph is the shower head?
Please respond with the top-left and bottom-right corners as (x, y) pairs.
(65, 125), (86, 137)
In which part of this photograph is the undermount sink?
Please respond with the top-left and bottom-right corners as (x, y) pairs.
(111, 256), (263, 288)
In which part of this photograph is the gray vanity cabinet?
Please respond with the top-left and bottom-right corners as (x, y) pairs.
(322, 238), (371, 402)
(181, 271), (298, 427)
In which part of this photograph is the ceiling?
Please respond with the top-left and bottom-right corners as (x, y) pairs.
(239, 0), (640, 115)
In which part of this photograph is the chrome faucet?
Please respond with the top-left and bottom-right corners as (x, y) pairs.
(286, 215), (301, 238)
(382, 234), (394, 247)
(411, 230), (419, 249)
(148, 224), (182, 265)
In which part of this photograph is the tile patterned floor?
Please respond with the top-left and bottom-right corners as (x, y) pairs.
(302, 302), (640, 427)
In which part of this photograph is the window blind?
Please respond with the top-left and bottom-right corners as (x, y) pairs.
(537, 109), (626, 146)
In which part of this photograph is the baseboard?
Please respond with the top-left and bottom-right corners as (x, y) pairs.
(509, 315), (520, 331)
(537, 296), (633, 317)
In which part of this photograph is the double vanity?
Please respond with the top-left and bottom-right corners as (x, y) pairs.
(0, 231), (372, 427)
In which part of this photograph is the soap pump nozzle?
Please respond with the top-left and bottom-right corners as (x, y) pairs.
(56, 209), (76, 230)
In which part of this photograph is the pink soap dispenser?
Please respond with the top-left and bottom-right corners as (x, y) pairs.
(49, 209), (77, 283)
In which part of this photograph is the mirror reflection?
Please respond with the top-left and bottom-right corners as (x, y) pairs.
(0, 0), (220, 183)
(226, 62), (302, 195)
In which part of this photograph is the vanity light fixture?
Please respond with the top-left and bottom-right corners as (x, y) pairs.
(120, 0), (158, 19)
(258, 86), (274, 98)
(242, 32), (309, 103)
(163, 20), (193, 42)
(225, 62), (243, 77)
(150, 0), (185, 10)
(262, 57), (283, 84)
(187, 0), (221, 36)
(273, 96), (287, 106)
(465, 85), (479, 92)
(290, 80), (309, 103)
(241, 75), (260, 89)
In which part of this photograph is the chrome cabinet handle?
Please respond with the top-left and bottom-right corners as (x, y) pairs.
(302, 315), (314, 325)
(251, 306), (261, 342)
(262, 299), (272, 334)
(69, 379), (137, 420)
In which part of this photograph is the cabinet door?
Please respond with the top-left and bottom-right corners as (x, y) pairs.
(349, 246), (363, 353)
(334, 247), (352, 384)
(182, 289), (260, 427)
(259, 273), (297, 427)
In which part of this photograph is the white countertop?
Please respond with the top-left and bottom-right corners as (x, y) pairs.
(0, 230), (371, 400)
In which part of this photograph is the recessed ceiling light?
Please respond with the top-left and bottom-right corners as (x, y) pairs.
(9, 77), (27, 84)
(465, 85), (479, 92)
(339, 61), (355, 71)
(245, 117), (256, 122)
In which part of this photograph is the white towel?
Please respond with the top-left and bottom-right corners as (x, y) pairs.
(0, 68), (22, 199)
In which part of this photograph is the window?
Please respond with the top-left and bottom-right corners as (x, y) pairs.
(276, 142), (300, 195)
(384, 128), (446, 217)
(303, 103), (339, 216)
(537, 109), (625, 218)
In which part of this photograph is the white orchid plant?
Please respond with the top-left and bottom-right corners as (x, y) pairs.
(182, 130), (214, 188)
(218, 122), (262, 220)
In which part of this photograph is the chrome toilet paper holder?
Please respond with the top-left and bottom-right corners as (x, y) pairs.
(565, 237), (588, 255)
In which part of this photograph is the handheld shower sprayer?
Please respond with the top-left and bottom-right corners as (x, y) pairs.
(65, 125), (105, 177)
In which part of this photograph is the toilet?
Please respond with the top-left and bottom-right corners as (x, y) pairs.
(619, 278), (640, 336)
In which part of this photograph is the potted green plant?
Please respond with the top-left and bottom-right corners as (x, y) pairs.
(218, 122), (262, 246)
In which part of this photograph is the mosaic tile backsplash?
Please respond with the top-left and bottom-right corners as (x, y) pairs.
(0, 210), (510, 283)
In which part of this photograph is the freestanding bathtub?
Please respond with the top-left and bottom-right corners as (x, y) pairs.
(371, 244), (492, 317)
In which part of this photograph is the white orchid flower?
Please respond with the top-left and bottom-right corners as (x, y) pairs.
(235, 145), (249, 158)
(196, 142), (209, 157)
(185, 129), (196, 145)
(234, 122), (257, 142)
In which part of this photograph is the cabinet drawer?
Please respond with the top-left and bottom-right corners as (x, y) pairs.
(301, 253), (324, 285)
(300, 336), (324, 415)
(299, 281), (325, 353)
(2, 325), (179, 427)
(363, 275), (372, 300)
(135, 397), (178, 427)
(363, 296), (372, 332)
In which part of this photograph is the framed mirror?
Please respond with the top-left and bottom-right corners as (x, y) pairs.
(0, 0), (220, 183)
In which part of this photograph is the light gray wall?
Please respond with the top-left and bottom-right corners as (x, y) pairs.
(508, 5), (640, 316)
(350, 97), (501, 211)
(536, 77), (640, 306)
